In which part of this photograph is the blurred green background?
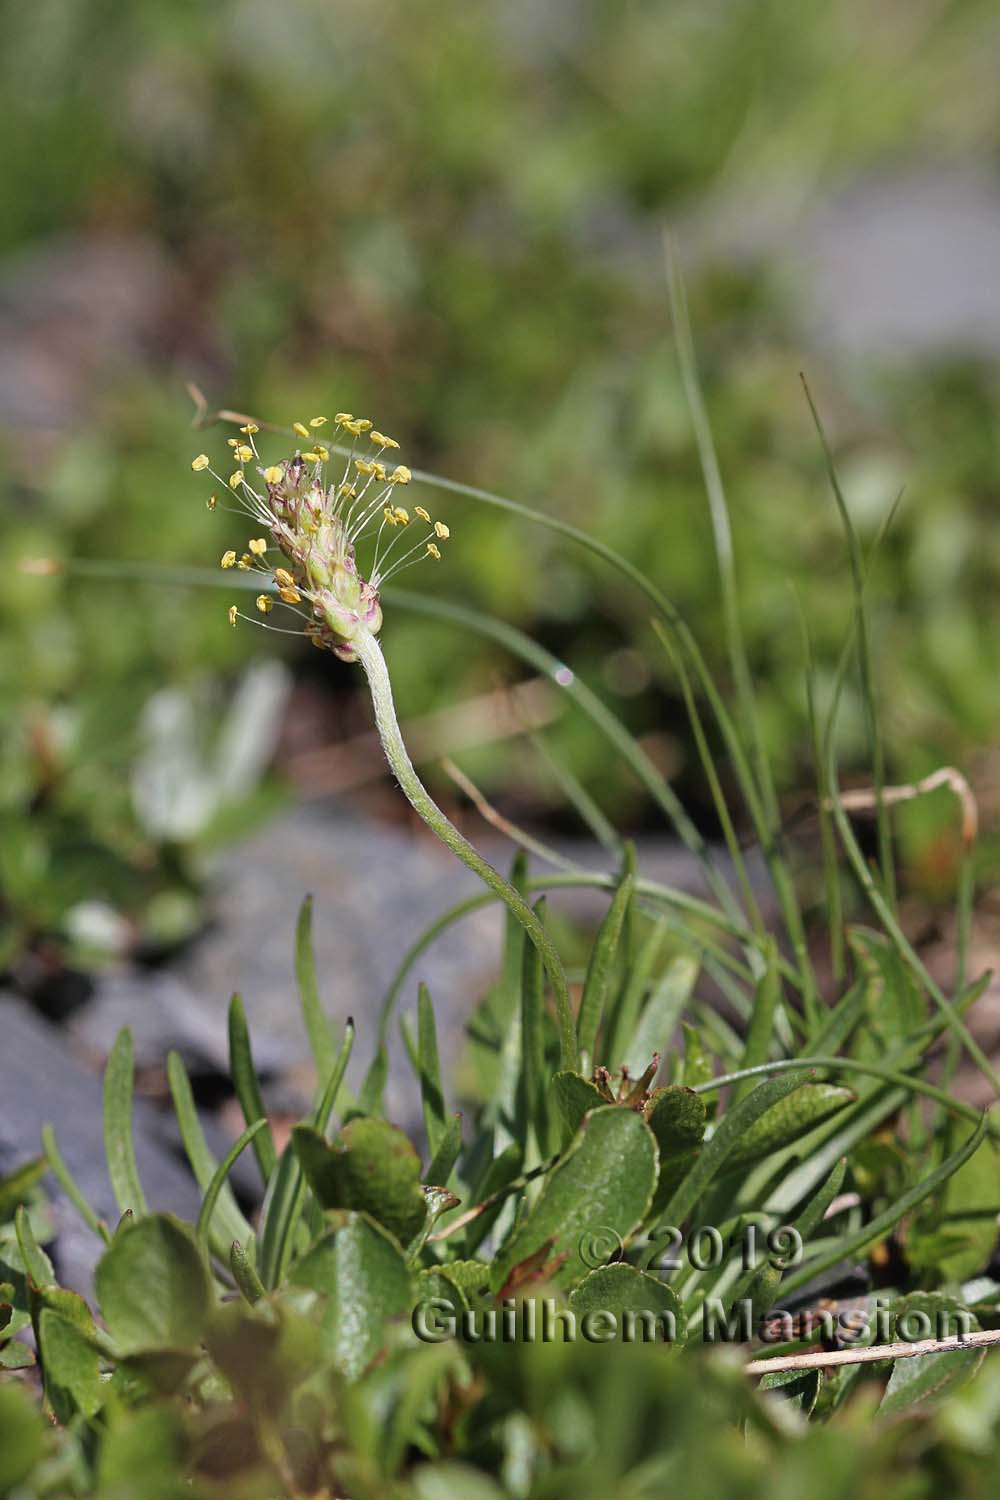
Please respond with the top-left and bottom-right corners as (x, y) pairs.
(3, 0), (999, 976)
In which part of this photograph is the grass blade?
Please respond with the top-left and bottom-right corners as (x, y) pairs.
(576, 873), (634, 1063)
(296, 894), (337, 1085)
(166, 1051), (253, 1252)
(417, 983), (447, 1156)
(102, 1029), (147, 1219)
(196, 1121), (266, 1252)
(41, 1124), (111, 1245)
(731, 940), (780, 1105)
(227, 993), (277, 1183)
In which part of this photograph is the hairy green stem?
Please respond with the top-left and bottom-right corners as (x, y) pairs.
(354, 627), (578, 1070)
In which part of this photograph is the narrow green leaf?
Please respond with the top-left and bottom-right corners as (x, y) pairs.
(15, 1205), (54, 1288)
(103, 1029), (147, 1218)
(296, 894), (337, 1083)
(732, 941), (779, 1105)
(577, 874), (634, 1062)
(622, 954), (699, 1078)
(229, 1240), (265, 1305)
(520, 896), (549, 1151)
(227, 993), (277, 1182)
(643, 1071), (812, 1253)
(258, 1021), (354, 1289)
(880, 1294), (983, 1414)
(358, 1043), (388, 1117)
(196, 1120), (266, 1252)
(604, 917), (668, 1075)
(417, 983), (447, 1155)
(42, 1124), (111, 1244)
(781, 1117), (990, 1298)
(724, 1084), (854, 1171)
(0, 1159), (46, 1219)
(167, 1051), (253, 1254)
(680, 1021), (713, 1089)
(424, 1113), (463, 1189)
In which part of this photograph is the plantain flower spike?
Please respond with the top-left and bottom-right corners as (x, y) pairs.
(192, 416), (448, 661)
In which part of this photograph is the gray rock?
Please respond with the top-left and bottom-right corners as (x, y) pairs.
(0, 992), (204, 1294)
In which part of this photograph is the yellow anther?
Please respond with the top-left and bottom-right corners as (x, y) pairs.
(220, 550), (237, 569)
(434, 521), (450, 539)
(393, 507), (410, 525)
(315, 445), (329, 462)
(370, 431), (399, 450)
(228, 605), (239, 627)
(302, 450), (321, 462)
(248, 538), (268, 556)
(235, 444), (254, 462)
(191, 453), (210, 471)
(227, 438), (239, 448)
(338, 483), (358, 498)
(355, 458), (374, 475)
(293, 421), (310, 438)
(263, 465), (283, 485)
(237, 554), (252, 570)
(383, 506), (398, 526)
(274, 567), (295, 588)
(309, 416), (328, 427)
(229, 470), (244, 488)
(415, 505), (430, 521)
(373, 461), (387, 481)
(335, 412), (353, 425)
(255, 594), (274, 614)
(279, 586), (302, 604)
(392, 466), (412, 486)
(206, 494), (218, 511)
(347, 418), (372, 434)
(426, 542), (442, 560)
(240, 423), (259, 435)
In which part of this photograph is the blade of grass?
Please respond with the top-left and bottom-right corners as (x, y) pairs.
(167, 1051), (254, 1252)
(417, 983), (447, 1156)
(576, 872), (634, 1063)
(520, 896), (549, 1156)
(196, 1121), (267, 1253)
(102, 1029), (147, 1219)
(529, 732), (623, 856)
(228, 993), (278, 1183)
(731, 940), (781, 1105)
(41, 1124), (111, 1245)
(779, 1116), (989, 1298)
(296, 895), (337, 1085)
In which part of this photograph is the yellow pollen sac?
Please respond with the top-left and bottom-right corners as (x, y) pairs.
(426, 542), (442, 560)
(393, 507), (410, 525)
(392, 466), (412, 486)
(355, 458), (375, 475)
(315, 445), (330, 462)
(227, 438), (239, 448)
(372, 461), (387, 481)
(235, 444), (254, 462)
(191, 453), (210, 471)
(371, 432), (399, 450)
(279, 586), (302, 604)
(415, 505), (430, 521)
(263, 465), (283, 485)
(434, 521), (450, 539)
(302, 450), (321, 463)
(334, 412), (353, 426)
(274, 567), (295, 588)
(248, 538), (268, 556)
(293, 421), (310, 438)
(237, 554), (252, 570)
(309, 416), (328, 428)
(228, 605), (239, 627)
(383, 506), (398, 526)
(255, 594), (274, 614)
(220, 550), (237, 569)
(338, 483), (358, 498)
(229, 470), (245, 488)
(207, 494), (218, 511)
(240, 423), (259, 435)
(348, 418), (372, 434)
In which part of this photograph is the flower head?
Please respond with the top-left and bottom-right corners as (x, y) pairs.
(192, 416), (449, 661)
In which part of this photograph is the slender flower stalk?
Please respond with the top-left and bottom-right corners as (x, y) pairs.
(193, 414), (578, 1069)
